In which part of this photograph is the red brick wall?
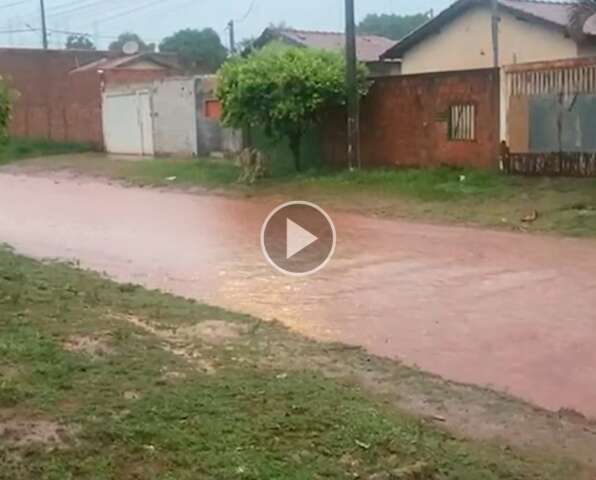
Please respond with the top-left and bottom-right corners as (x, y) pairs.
(324, 68), (501, 169)
(0, 48), (108, 147)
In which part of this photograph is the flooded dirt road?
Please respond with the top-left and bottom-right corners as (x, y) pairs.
(1, 171), (596, 417)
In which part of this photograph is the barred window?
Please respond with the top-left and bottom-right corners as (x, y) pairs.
(448, 104), (476, 141)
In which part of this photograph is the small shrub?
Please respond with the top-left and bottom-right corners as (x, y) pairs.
(0, 76), (14, 142)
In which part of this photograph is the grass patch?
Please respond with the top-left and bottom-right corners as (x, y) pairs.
(0, 138), (92, 165)
(288, 167), (513, 201)
(117, 157), (240, 187)
(0, 247), (589, 479)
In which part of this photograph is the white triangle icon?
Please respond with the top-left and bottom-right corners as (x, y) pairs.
(286, 219), (318, 260)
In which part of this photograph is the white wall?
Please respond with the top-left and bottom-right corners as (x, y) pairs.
(401, 5), (579, 75)
(103, 77), (243, 157)
(151, 78), (198, 156)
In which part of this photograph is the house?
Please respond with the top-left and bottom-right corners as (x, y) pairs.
(382, 0), (596, 74)
(251, 28), (401, 77)
(70, 52), (182, 87)
(372, 0), (596, 176)
(100, 75), (242, 157)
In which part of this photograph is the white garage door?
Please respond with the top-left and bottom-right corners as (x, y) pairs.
(103, 91), (154, 156)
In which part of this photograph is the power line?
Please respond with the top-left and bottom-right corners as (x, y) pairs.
(92, 0), (177, 25)
(0, 0), (31, 10)
(0, 27), (37, 34)
(47, 0), (111, 17)
(235, 0), (257, 23)
(48, 0), (102, 12)
(47, 0), (146, 19)
(47, 27), (159, 42)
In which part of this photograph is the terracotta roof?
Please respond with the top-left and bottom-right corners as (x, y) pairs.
(254, 28), (396, 62)
(382, 0), (595, 59)
(500, 0), (593, 31)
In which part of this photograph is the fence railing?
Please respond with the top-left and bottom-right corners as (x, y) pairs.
(501, 152), (596, 177)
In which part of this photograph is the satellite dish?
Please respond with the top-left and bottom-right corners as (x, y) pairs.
(122, 40), (140, 55)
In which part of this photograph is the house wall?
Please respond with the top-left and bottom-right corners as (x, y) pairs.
(103, 79), (197, 156)
(367, 61), (402, 78)
(151, 77), (198, 156)
(102, 68), (172, 86)
(102, 76), (242, 156)
(195, 76), (242, 155)
(400, 5), (579, 75)
(323, 68), (500, 169)
(0, 48), (107, 146)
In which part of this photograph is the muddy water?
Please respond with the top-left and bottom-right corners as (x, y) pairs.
(1, 172), (596, 417)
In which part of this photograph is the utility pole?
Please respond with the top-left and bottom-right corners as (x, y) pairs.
(228, 20), (236, 54)
(345, 0), (360, 169)
(491, 0), (499, 68)
(39, 0), (48, 49)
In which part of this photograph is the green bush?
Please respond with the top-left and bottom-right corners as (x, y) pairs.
(0, 75), (13, 142)
(218, 44), (368, 172)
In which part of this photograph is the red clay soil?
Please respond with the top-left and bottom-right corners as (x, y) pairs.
(1, 171), (595, 418)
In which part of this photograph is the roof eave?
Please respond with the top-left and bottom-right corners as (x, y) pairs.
(381, 0), (579, 60)
(381, 0), (477, 59)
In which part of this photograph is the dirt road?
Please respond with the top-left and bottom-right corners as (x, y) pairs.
(1, 170), (596, 418)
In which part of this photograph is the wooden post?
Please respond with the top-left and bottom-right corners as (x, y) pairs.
(491, 0), (499, 67)
(345, 0), (360, 169)
(40, 0), (48, 49)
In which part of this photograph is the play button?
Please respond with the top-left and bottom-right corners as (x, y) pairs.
(286, 219), (318, 259)
(261, 201), (336, 276)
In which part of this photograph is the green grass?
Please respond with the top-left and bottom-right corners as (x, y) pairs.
(118, 157), (240, 187)
(0, 247), (589, 479)
(288, 166), (512, 201)
(0, 138), (92, 165)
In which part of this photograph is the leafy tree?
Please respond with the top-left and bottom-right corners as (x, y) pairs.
(65, 34), (96, 51)
(159, 28), (227, 72)
(569, 0), (596, 39)
(218, 45), (369, 171)
(0, 76), (15, 142)
(268, 21), (291, 30)
(358, 12), (431, 41)
(237, 37), (257, 52)
(109, 32), (155, 53)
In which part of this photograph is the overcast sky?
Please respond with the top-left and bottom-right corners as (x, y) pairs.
(0, 0), (453, 50)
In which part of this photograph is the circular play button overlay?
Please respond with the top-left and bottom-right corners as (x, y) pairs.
(261, 201), (336, 276)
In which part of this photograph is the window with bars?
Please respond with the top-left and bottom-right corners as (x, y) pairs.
(448, 104), (476, 141)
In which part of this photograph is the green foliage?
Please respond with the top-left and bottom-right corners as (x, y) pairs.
(0, 138), (91, 165)
(218, 45), (369, 171)
(358, 12), (431, 40)
(108, 32), (155, 52)
(159, 28), (227, 72)
(65, 34), (96, 50)
(301, 166), (511, 201)
(0, 76), (15, 142)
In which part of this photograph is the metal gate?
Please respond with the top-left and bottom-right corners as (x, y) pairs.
(102, 91), (154, 155)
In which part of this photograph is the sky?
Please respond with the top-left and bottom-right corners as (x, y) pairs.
(0, 0), (453, 50)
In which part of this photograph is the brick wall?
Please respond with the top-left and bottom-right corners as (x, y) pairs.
(324, 68), (501, 169)
(0, 48), (108, 147)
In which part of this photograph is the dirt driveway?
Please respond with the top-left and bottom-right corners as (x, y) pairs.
(1, 170), (596, 418)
